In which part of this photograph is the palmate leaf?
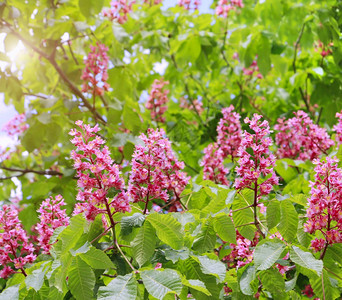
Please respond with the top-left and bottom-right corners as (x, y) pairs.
(131, 221), (156, 267)
(121, 213), (146, 235)
(240, 265), (256, 296)
(192, 219), (216, 254)
(266, 201), (280, 229)
(140, 269), (182, 300)
(260, 268), (286, 299)
(254, 240), (286, 271)
(97, 273), (137, 300)
(310, 269), (340, 300)
(181, 278), (211, 296)
(67, 256), (95, 300)
(79, 246), (115, 269)
(278, 199), (298, 242)
(147, 213), (183, 250)
(193, 255), (226, 281)
(289, 246), (323, 276)
(213, 213), (236, 244)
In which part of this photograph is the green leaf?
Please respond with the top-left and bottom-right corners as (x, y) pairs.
(213, 213), (236, 244)
(192, 219), (216, 254)
(60, 214), (87, 253)
(290, 246), (323, 276)
(260, 268), (286, 298)
(275, 160), (297, 182)
(25, 264), (48, 291)
(140, 269), (183, 300)
(147, 213), (183, 250)
(176, 36), (201, 63)
(80, 246), (115, 269)
(121, 213), (146, 235)
(266, 201), (280, 229)
(98, 273), (137, 300)
(310, 269), (340, 300)
(254, 241), (286, 271)
(68, 256), (95, 300)
(278, 199), (298, 242)
(257, 34), (271, 76)
(131, 221), (156, 267)
(193, 255), (226, 281)
(0, 285), (19, 300)
(123, 105), (141, 134)
(240, 265), (256, 296)
(233, 190), (255, 240)
(78, 0), (104, 18)
(181, 278), (211, 296)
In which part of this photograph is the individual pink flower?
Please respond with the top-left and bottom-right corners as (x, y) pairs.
(103, 0), (135, 24)
(304, 157), (342, 255)
(215, 0), (243, 18)
(242, 60), (263, 79)
(178, 0), (200, 11)
(81, 42), (110, 96)
(333, 110), (342, 145)
(69, 121), (130, 221)
(35, 195), (70, 254)
(216, 105), (242, 159)
(128, 128), (189, 213)
(222, 231), (259, 268)
(200, 143), (229, 185)
(234, 114), (279, 198)
(275, 110), (334, 161)
(145, 79), (169, 123)
(2, 113), (29, 137)
(0, 205), (36, 278)
(314, 40), (333, 57)
(154, 262), (162, 269)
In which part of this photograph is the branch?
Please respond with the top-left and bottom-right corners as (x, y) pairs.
(0, 166), (63, 179)
(292, 23), (313, 118)
(1, 20), (106, 124)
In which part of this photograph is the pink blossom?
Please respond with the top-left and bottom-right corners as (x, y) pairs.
(234, 114), (279, 198)
(314, 40), (333, 57)
(333, 110), (342, 145)
(143, 0), (162, 4)
(2, 113), (29, 137)
(178, 0), (200, 11)
(217, 105), (242, 159)
(154, 262), (162, 269)
(81, 42), (110, 97)
(275, 110), (334, 161)
(0, 205), (36, 278)
(242, 60), (263, 79)
(179, 97), (204, 115)
(222, 231), (259, 268)
(35, 195), (70, 254)
(200, 143), (229, 185)
(103, 0), (135, 24)
(215, 0), (243, 18)
(69, 121), (130, 221)
(128, 128), (189, 211)
(304, 157), (342, 253)
(145, 79), (169, 123)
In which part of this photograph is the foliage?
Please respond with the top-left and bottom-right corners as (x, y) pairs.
(0, 0), (342, 299)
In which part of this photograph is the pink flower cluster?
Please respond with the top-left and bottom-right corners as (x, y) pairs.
(234, 114), (279, 197)
(201, 105), (242, 185)
(200, 144), (229, 185)
(145, 79), (170, 123)
(304, 157), (342, 252)
(222, 231), (259, 268)
(242, 60), (263, 79)
(2, 113), (29, 137)
(314, 40), (333, 57)
(35, 195), (70, 254)
(69, 121), (130, 221)
(178, 0), (200, 11)
(217, 105), (242, 158)
(143, 0), (162, 4)
(215, 0), (244, 18)
(179, 97), (204, 115)
(103, 0), (134, 24)
(0, 205), (36, 278)
(128, 128), (189, 208)
(333, 110), (342, 145)
(275, 110), (334, 161)
(81, 43), (110, 97)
